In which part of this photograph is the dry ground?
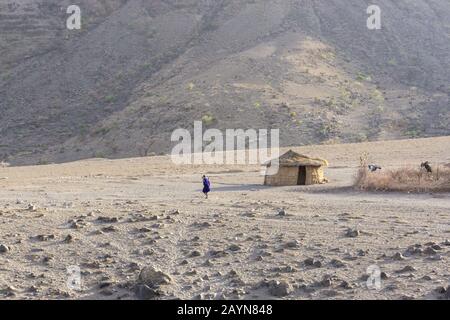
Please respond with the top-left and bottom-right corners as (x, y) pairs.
(0, 136), (449, 300)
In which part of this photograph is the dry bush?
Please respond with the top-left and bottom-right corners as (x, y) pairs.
(354, 154), (450, 192)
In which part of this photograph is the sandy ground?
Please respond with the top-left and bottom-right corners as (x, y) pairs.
(0, 136), (449, 300)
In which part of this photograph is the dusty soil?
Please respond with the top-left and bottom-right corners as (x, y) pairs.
(0, 136), (449, 300)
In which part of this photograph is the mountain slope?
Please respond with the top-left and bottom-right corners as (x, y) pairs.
(1, 0), (449, 165)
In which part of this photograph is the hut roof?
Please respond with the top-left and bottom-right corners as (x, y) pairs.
(264, 150), (329, 167)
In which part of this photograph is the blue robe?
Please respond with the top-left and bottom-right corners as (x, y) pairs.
(202, 178), (211, 193)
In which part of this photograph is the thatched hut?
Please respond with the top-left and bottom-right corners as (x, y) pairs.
(264, 150), (328, 186)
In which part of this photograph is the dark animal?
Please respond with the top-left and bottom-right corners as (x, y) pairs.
(368, 164), (382, 172)
(421, 161), (432, 173)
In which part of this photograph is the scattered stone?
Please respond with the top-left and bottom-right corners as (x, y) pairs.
(143, 249), (154, 256)
(102, 226), (118, 233)
(268, 280), (292, 297)
(194, 222), (211, 228)
(380, 272), (389, 280)
(228, 244), (241, 252)
(431, 244), (442, 251)
(277, 209), (287, 216)
(404, 246), (423, 256)
(273, 265), (297, 273)
(339, 280), (353, 289)
(100, 289), (114, 296)
(189, 250), (201, 258)
(97, 216), (119, 223)
(253, 255), (264, 264)
(423, 247), (438, 255)
(168, 209), (180, 215)
(27, 204), (37, 212)
(345, 229), (360, 238)
(357, 249), (368, 256)
(319, 276), (333, 288)
(304, 258), (322, 268)
(396, 265), (416, 273)
(83, 261), (101, 269)
(203, 259), (213, 267)
(34, 234), (55, 242)
(0, 244), (10, 253)
(323, 289), (339, 297)
(427, 254), (443, 261)
(135, 284), (160, 300)
(330, 259), (346, 268)
(284, 240), (300, 249)
(392, 252), (405, 261)
(208, 250), (228, 258)
(138, 266), (172, 287)
(0, 286), (17, 297)
(63, 234), (74, 243)
(421, 275), (432, 281)
(28, 286), (39, 293)
(434, 285), (450, 299)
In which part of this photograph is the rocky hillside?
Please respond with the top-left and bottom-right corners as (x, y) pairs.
(1, 0), (449, 165)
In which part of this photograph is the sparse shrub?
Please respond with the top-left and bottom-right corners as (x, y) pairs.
(387, 58), (397, 66)
(356, 72), (371, 82)
(93, 152), (106, 159)
(104, 95), (116, 103)
(187, 82), (195, 91)
(201, 114), (216, 126)
(371, 89), (385, 103)
(38, 159), (49, 166)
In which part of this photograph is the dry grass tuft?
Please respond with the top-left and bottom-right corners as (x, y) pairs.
(354, 153), (450, 192)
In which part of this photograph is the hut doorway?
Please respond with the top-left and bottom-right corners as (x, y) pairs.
(297, 166), (306, 185)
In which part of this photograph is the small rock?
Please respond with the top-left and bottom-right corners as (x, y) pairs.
(189, 250), (201, 258)
(63, 234), (74, 243)
(34, 234), (55, 242)
(345, 229), (360, 238)
(380, 272), (389, 280)
(396, 265), (416, 273)
(392, 252), (405, 261)
(277, 209), (287, 216)
(431, 244), (442, 251)
(423, 247), (438, 255)
(228, 244), (241, 252)
(404, 246), (422, 256)
(268, 280), (292, 297)
(284, 240), (300, 249)
(102, 226), (118, 233)
(330, 259), (346, 268)
(97, 216), (118, 223)
(0, 244), (10, 253)
(138, 266), (172, 287)
(135, 284), (160, 300)
(304, 258), (322, 268)
(339, 280), (353, 289)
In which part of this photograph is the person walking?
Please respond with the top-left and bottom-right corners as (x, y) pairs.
(202, 175), (211, 199)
